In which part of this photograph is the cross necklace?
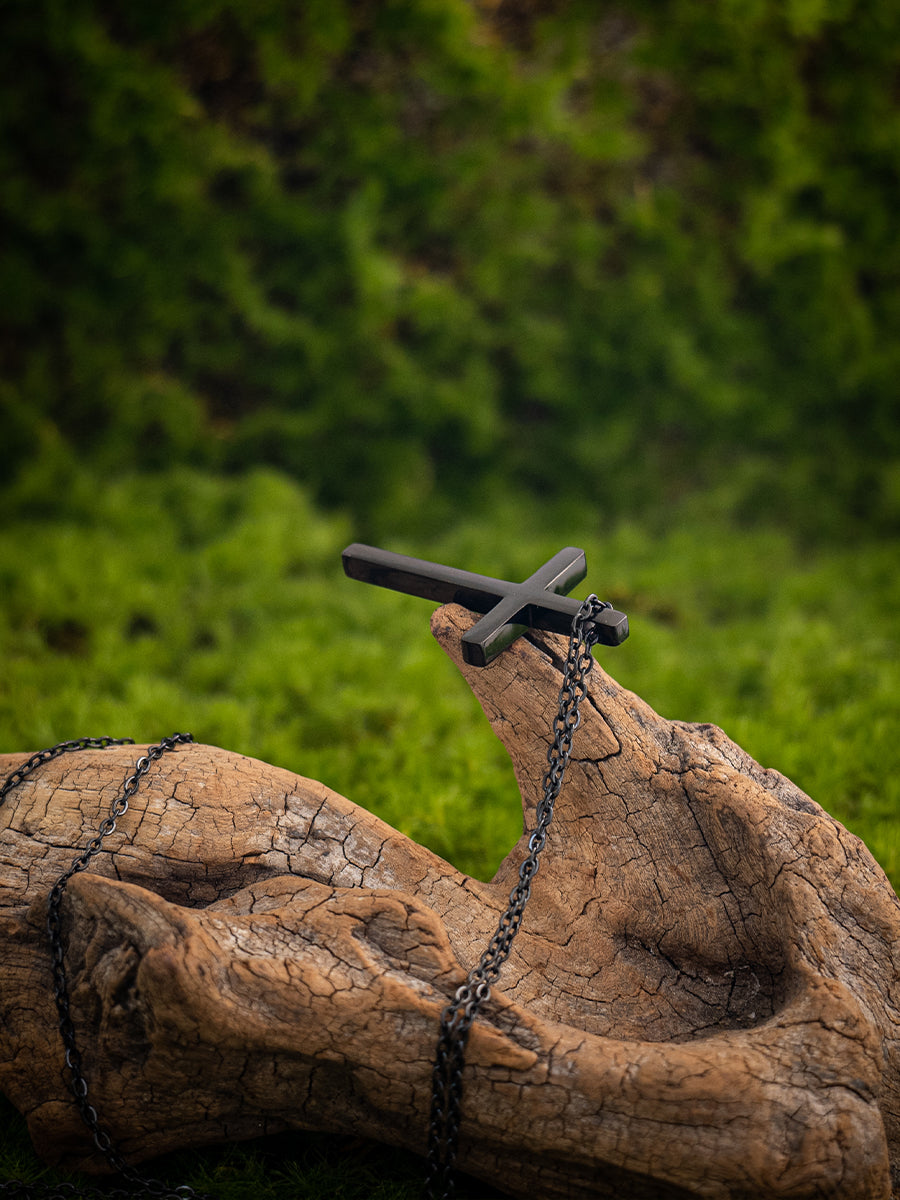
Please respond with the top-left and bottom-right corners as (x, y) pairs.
(342, 543), (628, 665)
(0, 544), (628, 1200)
(344, 544), (628, 1198)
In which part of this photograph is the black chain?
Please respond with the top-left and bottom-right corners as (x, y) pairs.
(0, 738), (137, 803)
(0, 734), (213, 1200)
(1, 607), (609, 1200)
(424, 596), (610, 1199)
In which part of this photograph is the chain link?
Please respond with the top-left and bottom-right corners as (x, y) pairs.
(424, 596), (610, 1199)
(0, 734), (214, 1200)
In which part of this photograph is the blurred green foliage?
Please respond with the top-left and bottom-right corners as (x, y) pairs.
(1, 0), (898, 537)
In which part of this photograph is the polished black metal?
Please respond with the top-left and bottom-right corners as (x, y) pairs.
(424, 596), (610, 1198)
(342, 543), (629, 665)
(0, 735), (213, 1200)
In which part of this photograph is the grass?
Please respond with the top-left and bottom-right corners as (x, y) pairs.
(1, 465), (898, 1196)
(0, 1094), (474, 1198)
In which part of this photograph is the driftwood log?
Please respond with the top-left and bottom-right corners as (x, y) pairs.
(1, 603), (899, 1199)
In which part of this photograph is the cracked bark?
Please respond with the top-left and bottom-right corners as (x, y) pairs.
(1, 603), (898, 1199)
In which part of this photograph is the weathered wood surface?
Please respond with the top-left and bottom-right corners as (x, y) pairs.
(1, 603), (899, 1198)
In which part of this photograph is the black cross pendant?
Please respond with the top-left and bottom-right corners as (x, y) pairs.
(342, 543), (629, 666)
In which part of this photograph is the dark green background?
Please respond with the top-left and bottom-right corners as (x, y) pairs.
(2, 0), (898, 541)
